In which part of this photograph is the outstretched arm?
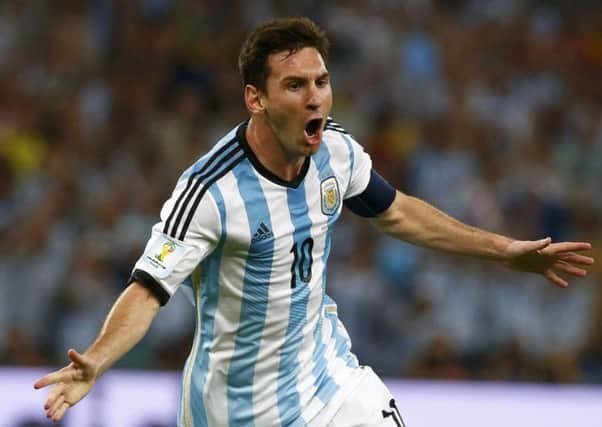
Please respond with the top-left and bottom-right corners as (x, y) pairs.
(34, 281), (160, 422)
(371, 191), (594, 287)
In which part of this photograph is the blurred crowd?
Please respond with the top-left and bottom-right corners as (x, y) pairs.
(1, 0), (601, 384)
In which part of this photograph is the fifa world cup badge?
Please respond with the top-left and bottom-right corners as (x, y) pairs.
(155, 241), (177, 262)
(320, 176), (340, 215)
(144, 236), (185, 278)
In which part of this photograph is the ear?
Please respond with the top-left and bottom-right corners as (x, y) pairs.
(244, 84), (266, 114)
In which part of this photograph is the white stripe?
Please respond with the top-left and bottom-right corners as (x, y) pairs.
(296, 162), (330, 421)
(202, 174), (249, 426)
(322, 132), (352, 198)
(251, 171), (294, 425)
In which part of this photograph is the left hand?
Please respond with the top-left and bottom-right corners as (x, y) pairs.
(504, 237), (594, 287)
(34, 349), (99, 422)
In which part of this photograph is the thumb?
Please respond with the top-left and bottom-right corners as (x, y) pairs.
(68, 349), (89, 367)
(525, 237), (552, 253)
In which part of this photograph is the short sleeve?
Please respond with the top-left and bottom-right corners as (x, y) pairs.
(131, 177), (221, 305)
(343, 136), (372, 199)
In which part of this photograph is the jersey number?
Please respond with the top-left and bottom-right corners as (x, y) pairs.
(290, 237), (314, 288)
(382, 399), (405, 427)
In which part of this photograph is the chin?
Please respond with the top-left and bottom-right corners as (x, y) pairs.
(303, 143), (320, 156)
(309, 144), (321, 154)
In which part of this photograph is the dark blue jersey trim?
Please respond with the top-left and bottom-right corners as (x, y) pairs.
(237, 120), (310, 188)
(344, 169), (396, 217)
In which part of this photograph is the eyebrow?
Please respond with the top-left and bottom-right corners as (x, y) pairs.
(281, 72), (330, 83)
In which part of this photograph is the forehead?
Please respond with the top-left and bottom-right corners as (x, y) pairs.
(267, 47), (327, 79)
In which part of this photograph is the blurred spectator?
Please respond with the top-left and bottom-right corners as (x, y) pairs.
(0, 0), (600, 385)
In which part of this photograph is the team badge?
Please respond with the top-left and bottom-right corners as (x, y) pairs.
(320, 176), (340, 215)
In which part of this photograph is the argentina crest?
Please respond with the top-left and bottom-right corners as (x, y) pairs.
(320, 176), (340, 215)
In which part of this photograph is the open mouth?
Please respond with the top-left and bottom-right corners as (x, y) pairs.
(305, 118), (323, 137)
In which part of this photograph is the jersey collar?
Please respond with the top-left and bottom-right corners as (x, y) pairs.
(236, 120), (310, 189)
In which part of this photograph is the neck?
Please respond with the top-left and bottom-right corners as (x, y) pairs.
(246, 116), (305, 182)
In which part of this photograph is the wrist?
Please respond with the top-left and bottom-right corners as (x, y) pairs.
(491, 235), (515, 261)
(83, 349), (108, 377)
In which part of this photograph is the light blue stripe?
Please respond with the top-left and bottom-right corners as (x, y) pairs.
(334, 136), (360, 369)
(309, 145), (341, 404)
(276, 180), (312, 426)
(323, 294), (336, 306)
(179, 276), (194, 305)
(322, 299), (358, 368)
(227, 161), (273, 426)
(328, 312), (359, 368)
(184, 186), (227, 427)
(179, 295), (196, 427)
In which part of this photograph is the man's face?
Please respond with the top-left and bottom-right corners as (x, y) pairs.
(259, 47), (332, 159)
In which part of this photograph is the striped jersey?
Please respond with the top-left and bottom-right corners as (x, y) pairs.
(133, 118), (372, 426)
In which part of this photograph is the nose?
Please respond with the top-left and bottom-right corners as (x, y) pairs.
(306, 83), (321, 111)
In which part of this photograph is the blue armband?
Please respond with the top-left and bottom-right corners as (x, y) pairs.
(344, 169), (396, 217)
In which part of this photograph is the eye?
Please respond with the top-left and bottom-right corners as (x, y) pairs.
(287, 80), (302, 90)
(316, 78), (329, 88)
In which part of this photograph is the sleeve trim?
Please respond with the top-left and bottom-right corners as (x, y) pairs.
(344, 169), (396, 217)
(129, 269), (170, 306)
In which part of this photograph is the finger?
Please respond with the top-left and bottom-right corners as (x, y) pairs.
(518, 237), (552, 254)
(68, 348), (88, 367)
(34, 370), (72, 389)
(52, 402), (70, 423)
(544, 242), (592, 254)
(44, 383), (65, 410)
(47, 394), (65, 419)
(34, 374), (56, 390)
(559, 253), (595, 266)
(544, 270), (568, 288)
(553, 260), (588, 277)
(508, 237), (552, 258)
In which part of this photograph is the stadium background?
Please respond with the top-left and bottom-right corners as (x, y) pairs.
(1, 0), (601, 417)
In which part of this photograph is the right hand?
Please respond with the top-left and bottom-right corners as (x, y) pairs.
(503, 238), (593, 287)
(34, 349), (99, 422)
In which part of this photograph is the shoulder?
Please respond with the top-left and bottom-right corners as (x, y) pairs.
(177, 124), (247, 190)
(324, 118), (350, 135)
(321, 117), (365, 160)
(167, 124), (247, 217)
(322, 117), (353, 152)
(185, 126), (243, 175)
(161, 125), (249, 240)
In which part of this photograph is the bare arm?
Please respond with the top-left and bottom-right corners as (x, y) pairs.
(34, 281), (160, 421)
(371, 192), (513, 259)
(82, 280), (160, 375)
(371, 191), (593, 286)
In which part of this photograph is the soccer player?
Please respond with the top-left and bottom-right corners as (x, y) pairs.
(35, 17), (594, 426)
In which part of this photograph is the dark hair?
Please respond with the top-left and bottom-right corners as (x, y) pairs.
(238, 17), (329, 92)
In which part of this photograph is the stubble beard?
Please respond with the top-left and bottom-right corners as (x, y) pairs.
(264, 109), (311, 161)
